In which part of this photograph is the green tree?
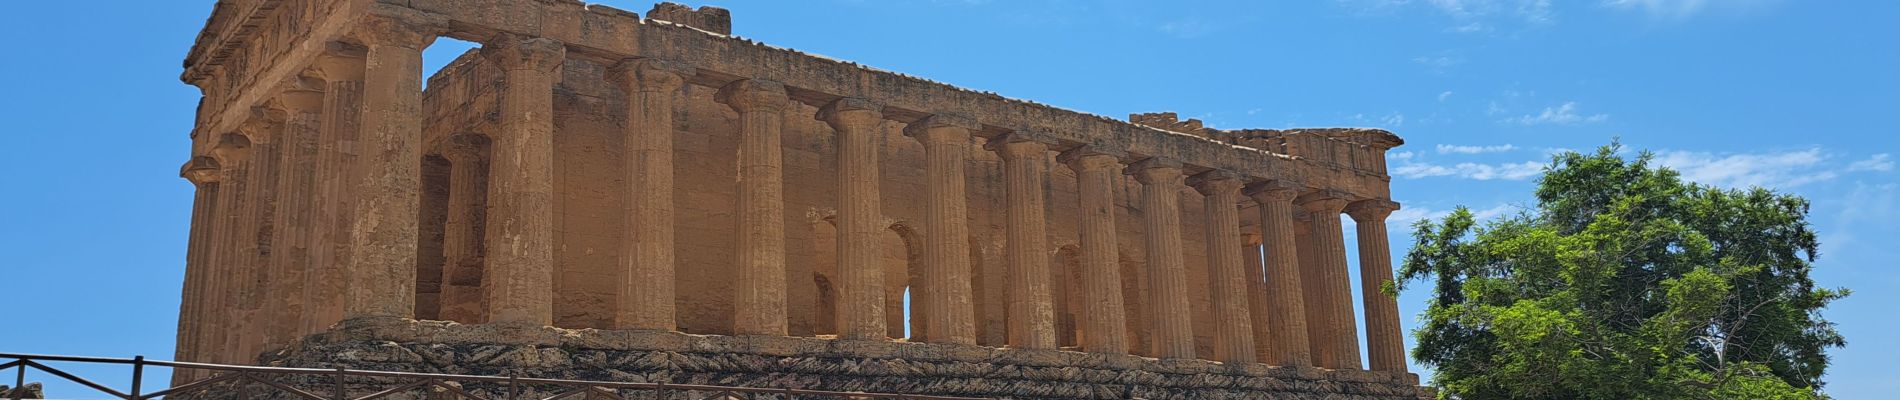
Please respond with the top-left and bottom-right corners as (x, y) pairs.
(1399, 144), (1847, 399)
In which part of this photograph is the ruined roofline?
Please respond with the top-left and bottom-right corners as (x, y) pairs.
(183, 0), (1404, 195)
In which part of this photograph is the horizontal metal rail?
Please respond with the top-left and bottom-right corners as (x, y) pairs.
(0, 352), (988, 400)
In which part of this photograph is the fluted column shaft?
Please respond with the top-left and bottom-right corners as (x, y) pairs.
(610, 59), (688, 331)
(1130, 160), (1194, 359)
(174, 162), (221, 384)
(480, 36), (564, 326)
(1191, 172), (1256, 364)
(230, 111), (283, 364)
(1294, 211), (1330, 365)
(719, 79), (791, 336)
(1349, 200), (1407, 372)
(439, 136), (488, 324)
(1063, 150), (1129, 355)
(264, 87), (325, 351)
(994, 139), (1056, 349)
(1249, 184), (1312, 367)
(342, 17), (436, 320)
(821, 98), (887, 340)
(204, 136), (251, 365)
(306, 52), (363, 334)
(1301, 195), (1361, 369)
(905, 116), (978, 345)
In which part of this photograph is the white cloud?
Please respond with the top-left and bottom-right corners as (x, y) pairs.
(1602, 0), (1780, 19)
(1335, 0), (1554, 29)
(1438, 91), (1455, 102)
(1413, 54), (1466, 70)
(1653, 148), (1836, 189)
(1848, 154), (1894, 172)
(1389, 203), (1518, 226)
(1347, 112), (1407, 128)
(1437, 144), (1518, 154)
(1503, 101), (1610, 125)
(1394, 160), (1545, 180)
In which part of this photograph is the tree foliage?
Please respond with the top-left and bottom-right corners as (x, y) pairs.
(1399, 144), (1848, 399)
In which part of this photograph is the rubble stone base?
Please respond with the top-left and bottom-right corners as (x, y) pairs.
(242, 319), (1431, 399)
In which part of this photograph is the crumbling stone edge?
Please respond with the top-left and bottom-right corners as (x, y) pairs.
(248, 318), (1434, 399)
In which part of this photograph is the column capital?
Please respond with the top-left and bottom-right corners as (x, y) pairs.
(180, 157), (223, 185)
(1296, 190), (1354, 214)
(209, 133), (253, 167)
(608, 58), (691, 93)
(1125, 157), (1185, 184)
(985, 134), (1048, 159)
(1188, 170), (1245, 196)
(238, 106), (286, 145)
(1346, 199), (1401, 222)
(270, 78), (327, 114)
(717, 79), (789, 113)
(347, 9), (443, 50)
(903, 113), (980, 143)
(1058, 146), (1124, 172)
(817, 97), (884, 132)
(1246, 180), (1303, 203)
(307, 43), (368, 83)
(484, 35), (567, 72)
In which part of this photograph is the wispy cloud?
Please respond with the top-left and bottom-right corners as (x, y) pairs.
(1347, 112), (1407, 128)
(1502, 101), (1609, 125)
(1848, 153), (1894, 172)
(1413, 53), (1467, 71)
(1601, 0), (1780, 19)
(1335, 0), (1555, 30)
(1395, 160), (1545, 180)
(1157, 18), (1217, 38)
(1437, 144), (1519, 154)
(1653, 148), (1835, 189)
(1438, 91), (1455, 102)
(1390, 203), (1518, 225)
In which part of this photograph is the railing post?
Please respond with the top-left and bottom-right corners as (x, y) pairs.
(129, 356), (144, 400)
(507, 373), (519, 400)
(12, 357), (24, 400)
(334, 367), (347, 400)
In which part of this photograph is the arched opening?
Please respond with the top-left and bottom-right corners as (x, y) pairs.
(883, 222), (928, 340)
(1052, 245), (1083, 349)
(811, 217), (839, 336)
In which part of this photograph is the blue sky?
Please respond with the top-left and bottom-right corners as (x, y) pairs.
(2, 0), (1894, 397)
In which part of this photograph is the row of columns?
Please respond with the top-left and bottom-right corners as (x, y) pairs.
(175, 14), (1409, 379)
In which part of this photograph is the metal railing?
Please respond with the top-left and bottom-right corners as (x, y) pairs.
(0, 352), (988, 400)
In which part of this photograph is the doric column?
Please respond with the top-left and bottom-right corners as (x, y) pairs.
(820, 98), (888, 340)
(989, 136), (1056, 350)
(1348, 199), (1407, 373)
(263, 83), (326, 351)
(1293, 209), (1330, 366)
(717, 79), (791, 336)
(902, 114), (978, 345)
(438, 134), (489, 324)
(230, 107), (284, 363)
(608, 59), (689, 331)
(174, 158), (221, 384)
(1247, 182), (1313, 367)
(204, 134), (251, 364)
(1128, 158), (1195, 359)
(1059, 147), (1129, 355)
(481, 35), (564, 326)
(1299, 192), (1361, 369)
(305, 46), (365, 335)
(1190, 171), (1257, 364)
(341, 14), (437, 320)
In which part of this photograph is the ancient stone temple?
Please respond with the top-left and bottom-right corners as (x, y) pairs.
(173, 1), (1427, 398)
